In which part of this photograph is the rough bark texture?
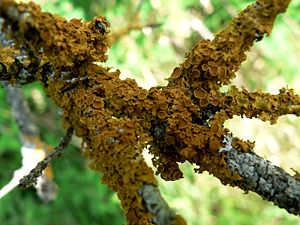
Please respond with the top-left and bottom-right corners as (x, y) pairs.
(226, 148), (300, 215)
(0, 0), (299, 223)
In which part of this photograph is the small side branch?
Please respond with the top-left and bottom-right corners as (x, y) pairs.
(226, 86), (300, 124)
(19, 127), (74, 188)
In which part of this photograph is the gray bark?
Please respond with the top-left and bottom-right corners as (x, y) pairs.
(226, 147), (300, 215)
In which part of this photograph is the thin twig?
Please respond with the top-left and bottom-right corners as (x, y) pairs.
(19, 127), (74, 188)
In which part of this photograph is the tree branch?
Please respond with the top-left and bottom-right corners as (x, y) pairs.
(19, 127), (73, 189)
(0, 0), (298, 223)
(226, 145), (300, 215)
(139, 184), (186, 225)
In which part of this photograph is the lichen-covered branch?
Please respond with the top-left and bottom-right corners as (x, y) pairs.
(19, 127), (73, 188)
(226, 86), (300, 124)
(0, 25), (37, 84)
(0, 2), (182, 223)
(0, 0), (299, 222)
(167, 0), (291, 91)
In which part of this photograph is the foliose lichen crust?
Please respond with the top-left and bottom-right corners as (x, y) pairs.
(0, 0), (298, 223)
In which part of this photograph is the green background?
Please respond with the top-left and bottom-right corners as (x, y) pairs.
(1, 0), (300, 224)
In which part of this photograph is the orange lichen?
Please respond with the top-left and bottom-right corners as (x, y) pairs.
(0, 0), (296, 224)
(201, 63), (209, 71)
(232, 138), (255, 153)
(1, 1), (110, 72)
(227, 86), (300, 124)
(157, 111), (168, 119)
(92, 99), (103, 109)
(209, 137), (220, 151)
(171, 215), (188, 225)
(170, 67), (181, 79)
(138, 90), (148, 100)
(194, 88), (206, 99)
(209, 66), (218, 77)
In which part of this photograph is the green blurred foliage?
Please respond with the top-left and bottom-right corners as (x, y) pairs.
(1, 0), (300, 224)
(0, 143), (125, 225)
(0, 81), (125, 224)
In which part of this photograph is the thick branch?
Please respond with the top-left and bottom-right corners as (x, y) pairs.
(0, 0), (297, 222)
(192, 135), (300, 216)
(226, 147), (300, 215)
